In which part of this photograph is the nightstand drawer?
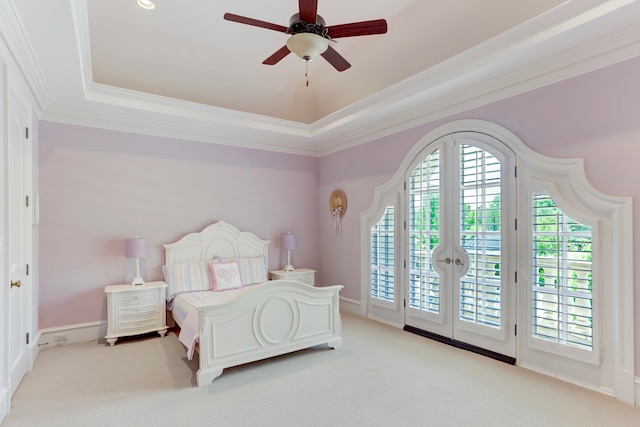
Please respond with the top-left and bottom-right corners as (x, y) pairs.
(116, 313), (162, 331)
(114, 289), (160, 305)
(117, 303), (160, 317)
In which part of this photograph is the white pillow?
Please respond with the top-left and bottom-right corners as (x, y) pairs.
(208, 261), (243, 291)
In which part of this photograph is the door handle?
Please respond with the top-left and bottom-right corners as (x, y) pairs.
(11, 279), (21, 288)
(436, 257), (452, 264)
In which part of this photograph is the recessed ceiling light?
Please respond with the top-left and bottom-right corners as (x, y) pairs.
(137, 0), (155, 10)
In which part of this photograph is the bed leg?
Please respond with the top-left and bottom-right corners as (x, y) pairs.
(197, 368), (223, 386)
(327, 336), (343, 350)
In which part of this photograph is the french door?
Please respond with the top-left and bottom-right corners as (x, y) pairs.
(404, 132), (516, 358)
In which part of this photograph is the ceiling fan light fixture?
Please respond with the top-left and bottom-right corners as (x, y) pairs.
(137, 0), (155, 10)
(286, 33), (329, 62)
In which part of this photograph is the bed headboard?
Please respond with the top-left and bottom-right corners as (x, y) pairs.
(163, 221), (270, 266)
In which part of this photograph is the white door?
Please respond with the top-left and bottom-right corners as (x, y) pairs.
(405, 132), (517, 359)
(8, 90), (30, 395)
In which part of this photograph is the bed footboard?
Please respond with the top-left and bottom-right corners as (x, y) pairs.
(196, 280), (343, 386)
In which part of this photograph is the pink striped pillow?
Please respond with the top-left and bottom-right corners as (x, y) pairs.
(164, 261), (211, 299)
(236, 256), (267, 285)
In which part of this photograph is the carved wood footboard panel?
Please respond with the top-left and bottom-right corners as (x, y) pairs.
(197, 280), (343, 386)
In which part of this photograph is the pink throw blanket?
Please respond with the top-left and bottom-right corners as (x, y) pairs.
(178, 309), (199, 360)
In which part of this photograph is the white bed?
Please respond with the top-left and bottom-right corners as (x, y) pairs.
(163, 221), (343, 386)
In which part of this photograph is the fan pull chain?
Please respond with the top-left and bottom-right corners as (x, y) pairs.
(305, 60), (309, 87)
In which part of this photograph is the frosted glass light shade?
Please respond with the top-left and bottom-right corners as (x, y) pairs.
(286, 33), (329, 61)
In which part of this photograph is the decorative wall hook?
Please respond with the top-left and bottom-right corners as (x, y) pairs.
(329, 190), (347, 235)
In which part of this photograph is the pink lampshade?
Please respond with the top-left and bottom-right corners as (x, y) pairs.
(125, 237), (147, 259)
(282, 233), (296, 251)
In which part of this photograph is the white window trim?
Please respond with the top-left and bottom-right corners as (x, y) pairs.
(362, 190), (403, 321)
(361, 119), (634, 404)
(525, 184), (601, 366)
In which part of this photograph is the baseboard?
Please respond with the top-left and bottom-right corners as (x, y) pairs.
(0, 385), (9, 425)
(339, 296), (361, 316)
(28, 330), (42, 369)
(38, 321), (107, 350)
(614, 367), (635, 406)
(367, 314), (404, 329)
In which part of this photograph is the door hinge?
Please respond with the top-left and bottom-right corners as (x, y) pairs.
(515, 271), (517, 283)
(403, 259), (406, 269)
(25, 127), (29, 139)
(404, 181), (406, 191)
(514, 166), (517, 178)
(514, 218), (517, 230)
(26, 264), (29, 276)
(26, 333), (30, 345)
(514, 325), (517, 336)
(25, 195), (29, 207)
(404, 299), (406, 308)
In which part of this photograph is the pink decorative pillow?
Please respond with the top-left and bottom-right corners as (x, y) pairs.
(208, 261), (243, 291)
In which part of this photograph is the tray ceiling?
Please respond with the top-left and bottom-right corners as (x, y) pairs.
(3, 0), (640, 154)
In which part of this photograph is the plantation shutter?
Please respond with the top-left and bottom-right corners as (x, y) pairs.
(371, 205), (395, 302)
(532, 194), (593, 351)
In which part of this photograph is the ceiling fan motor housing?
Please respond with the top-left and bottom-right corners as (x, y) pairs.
(288, 13), (330, 39)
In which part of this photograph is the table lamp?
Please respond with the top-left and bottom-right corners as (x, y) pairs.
(282, 233), (296, 271)
(125, 236), (147, 285)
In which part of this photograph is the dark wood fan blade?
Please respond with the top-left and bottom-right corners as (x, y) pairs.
(263, 46), (291, 65)
(224, 13), (288, 33)
(321, 46), (351, 72)
(328, 19), (388, 38)
(299, 0), (318, 23)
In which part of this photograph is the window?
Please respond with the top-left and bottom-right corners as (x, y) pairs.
(459, 145), (503, 328)
(532, 194), (593, 351)
(371, 205), (395, 303)
(408, 151), (440, 313)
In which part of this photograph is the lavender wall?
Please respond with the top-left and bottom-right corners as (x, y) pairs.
(38, 126), (319, 328)
(318, 55), (640, 368)
(40, 56), (640, 369)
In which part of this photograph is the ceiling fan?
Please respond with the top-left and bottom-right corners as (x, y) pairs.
(224, 0), (388, 72)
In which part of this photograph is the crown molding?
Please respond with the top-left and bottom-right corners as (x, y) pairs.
(313, 0), (640, 155)
(0, 0), (50, 113)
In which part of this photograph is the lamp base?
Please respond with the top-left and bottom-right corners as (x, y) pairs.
(131, 276), (145, 286)
(283, 264), (295, 272)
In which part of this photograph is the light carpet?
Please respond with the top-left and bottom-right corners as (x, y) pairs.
(4, 312), (640, 427)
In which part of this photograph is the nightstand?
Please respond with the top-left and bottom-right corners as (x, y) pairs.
(269, 268), (315, 286)
(104, 281), (168, 346)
